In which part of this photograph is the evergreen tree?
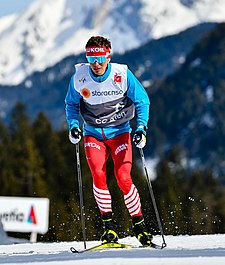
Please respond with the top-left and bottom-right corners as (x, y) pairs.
(186, 171), (225, 234)
(32, 113), (77, 241)
(0, 122), (13, 195)
(8, 103), (46, 197)
(1, 105), (225, 241)
(153, 146), (225, 235)
(154, 147), (188, 235)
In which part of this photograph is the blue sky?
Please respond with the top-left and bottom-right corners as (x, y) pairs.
(0, 0), (32, 17)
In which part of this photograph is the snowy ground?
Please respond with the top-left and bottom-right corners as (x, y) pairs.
(0, 234), (225, 265)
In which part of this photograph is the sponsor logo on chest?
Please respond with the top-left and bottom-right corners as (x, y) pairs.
(114, 73), (122, 83)
(80, 88), (124, 98)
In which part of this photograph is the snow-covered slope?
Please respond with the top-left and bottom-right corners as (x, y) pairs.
(0, 221), (11, 245)
(0, 0), (225, 85)
(0, 14), (16, 33)
(0, 234), (225, 265)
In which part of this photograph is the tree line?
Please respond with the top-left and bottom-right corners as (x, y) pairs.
(0, 103), (225, 242)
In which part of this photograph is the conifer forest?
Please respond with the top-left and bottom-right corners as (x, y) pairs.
(1, 103), (225, 242)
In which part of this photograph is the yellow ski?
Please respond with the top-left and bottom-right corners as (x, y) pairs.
(70, 241), (163, 253)
(70, 242), (133, 253)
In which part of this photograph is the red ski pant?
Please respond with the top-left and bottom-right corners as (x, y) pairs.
(84, 132), (142, 217)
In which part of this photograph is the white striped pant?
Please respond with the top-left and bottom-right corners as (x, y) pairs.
(93, 183), (142, 217)
(84, 133), (142, 217)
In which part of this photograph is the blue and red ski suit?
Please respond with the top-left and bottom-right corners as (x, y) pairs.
(65, 62), (150, 217)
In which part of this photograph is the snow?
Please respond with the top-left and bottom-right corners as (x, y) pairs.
(205, 85), (214, 103)
(1, 0), (225, 85)
(201, 113), (215, 128)
(0, 234), (225, 265)
(138, 157), (159, 181)
(0, 221), (11, 245)
(0, 14), (17, 33)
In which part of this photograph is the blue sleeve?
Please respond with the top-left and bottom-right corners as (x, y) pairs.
(126, 69), (150, 129)
(65, 75), (82, 130)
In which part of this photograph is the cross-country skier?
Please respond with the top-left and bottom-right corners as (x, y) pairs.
(65, 35), (152, 246)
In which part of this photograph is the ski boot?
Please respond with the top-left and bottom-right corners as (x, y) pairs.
(132, 216), (153, 246)
(101, 212), (118, 243)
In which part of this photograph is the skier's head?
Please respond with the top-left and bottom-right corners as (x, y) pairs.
(86, 36), (111, 50)
(85, 36), (111, 76)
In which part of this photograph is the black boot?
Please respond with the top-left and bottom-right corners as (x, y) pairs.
(132, 216), (153, 246)
(101, 212), (118, 243)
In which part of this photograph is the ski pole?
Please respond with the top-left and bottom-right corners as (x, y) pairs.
(75, 143), (87, 249)
(139, 148), (167, 248)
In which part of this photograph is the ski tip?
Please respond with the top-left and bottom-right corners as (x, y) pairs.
(70, 247), (79, 253)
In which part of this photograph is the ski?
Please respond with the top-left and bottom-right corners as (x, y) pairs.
(70, 241), (163, 253)
(70, 242), (132, 253)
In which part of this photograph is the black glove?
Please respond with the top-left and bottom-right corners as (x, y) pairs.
(69, 127), (82, 144)
(133, 127), (147, 148)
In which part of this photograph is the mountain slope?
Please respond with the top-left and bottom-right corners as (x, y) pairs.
(149, 23), (225, 175)
(0, 23), (215, 128)
(0, 0), (225, 85)
(0, 22), (224, 175)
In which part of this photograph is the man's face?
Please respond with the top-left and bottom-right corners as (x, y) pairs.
(89, 58), (110, 76)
